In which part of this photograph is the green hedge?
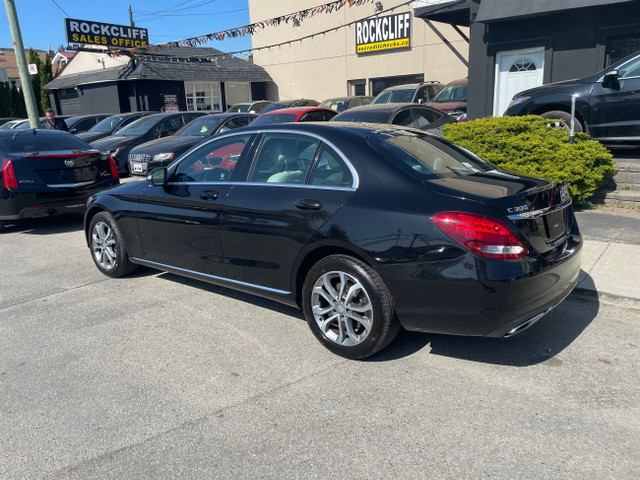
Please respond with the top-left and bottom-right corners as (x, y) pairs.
(442, 115), (615, 205)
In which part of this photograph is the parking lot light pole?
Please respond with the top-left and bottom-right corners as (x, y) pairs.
(4, 0), (40, 128)
(569, 93), (579, 144)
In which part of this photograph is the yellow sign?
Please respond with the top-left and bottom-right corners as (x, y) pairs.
(357, 38), (410, 54)
(355, 12), (411, 55)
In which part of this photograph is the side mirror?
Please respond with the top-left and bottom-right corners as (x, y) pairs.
(602, 70), (620, 90)
(147, 167), (167, 186)
(70, 128), (78, 134)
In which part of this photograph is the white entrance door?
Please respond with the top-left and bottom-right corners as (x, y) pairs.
(493, 48), (545, 116)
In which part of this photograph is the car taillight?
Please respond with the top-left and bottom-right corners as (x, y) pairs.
(432, 212), (528, 259)
(2, 158), (18, 189)
(107, 155), (119, 179)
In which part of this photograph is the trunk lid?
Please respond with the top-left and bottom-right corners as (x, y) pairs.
(427, 171), (573, 255)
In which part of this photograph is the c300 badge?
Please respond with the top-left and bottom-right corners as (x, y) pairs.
(507, 205), (529, 213)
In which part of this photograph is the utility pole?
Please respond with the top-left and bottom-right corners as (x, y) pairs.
(4, 0), (40, 128)
(129, 4), (135, 27)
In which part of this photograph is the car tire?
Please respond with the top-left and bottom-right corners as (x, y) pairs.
(540, 110), (583, 132)
(302, 255), (400, 359)
(89, 211), (138, 278)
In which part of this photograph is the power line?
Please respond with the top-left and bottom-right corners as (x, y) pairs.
(50, 0), (70, 17)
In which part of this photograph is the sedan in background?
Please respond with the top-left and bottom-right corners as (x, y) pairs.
(128, 113), (257, 176)
(260, 99), (319, 114)
(84, 122), (581, 359)
(226, 101), (272, 114)
(426, 78), (468, 122)
(319, 96), (373, 112)
(250, 106), (338, 127)
(1, 130), (119, 230)
(77, 111), (158, 144)
(65, 114), (112, 134)
(91, 112), (205, 175)
(0, 119), (24, 130)
(332, 103), (456, 134)
(0, 118), (19, 128)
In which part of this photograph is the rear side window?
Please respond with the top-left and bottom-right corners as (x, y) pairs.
(309, 147), (353, 188)
(0, 133), (90, 154)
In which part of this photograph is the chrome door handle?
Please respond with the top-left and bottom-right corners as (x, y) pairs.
(199, 190), (219, 200)
(294, 199), (323, 210)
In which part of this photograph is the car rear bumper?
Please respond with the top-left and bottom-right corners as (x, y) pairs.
(0, 180), (119, 221)
(380, 234), (582, 337)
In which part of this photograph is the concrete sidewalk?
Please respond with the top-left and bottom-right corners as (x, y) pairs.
(574, 208), (640, 309)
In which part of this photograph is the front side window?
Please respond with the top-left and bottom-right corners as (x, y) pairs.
(172, 134), (253, 183)
(618, 55), (640, 79)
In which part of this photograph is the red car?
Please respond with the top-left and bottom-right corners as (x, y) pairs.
(251, 106), (338, 127)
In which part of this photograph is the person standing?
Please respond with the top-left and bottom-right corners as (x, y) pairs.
(40, 109), (69, 131)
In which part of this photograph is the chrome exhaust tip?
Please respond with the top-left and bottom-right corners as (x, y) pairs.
(504, 310), (548, 337)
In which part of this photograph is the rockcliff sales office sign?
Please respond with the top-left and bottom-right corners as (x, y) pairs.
(65, 19), (149, 48)
(356, 12), (411, 55)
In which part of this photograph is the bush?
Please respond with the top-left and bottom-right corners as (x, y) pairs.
(442, 115), (615, 205)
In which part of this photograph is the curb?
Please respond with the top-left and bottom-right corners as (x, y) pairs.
(572, 287), (640, 311)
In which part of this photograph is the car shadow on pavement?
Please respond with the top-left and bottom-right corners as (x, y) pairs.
(157, 272), (306, 319)
(1, 213), (85, 235)
(372, 285), (599, 366)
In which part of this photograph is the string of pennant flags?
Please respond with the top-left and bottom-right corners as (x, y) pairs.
(109, 0), (387, 58)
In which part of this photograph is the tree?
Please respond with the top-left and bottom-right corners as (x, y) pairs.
(28, 48), (43, 115)
(10, 80), (26, 117)
(0, 82), (11, 116)
(39, 52), (52, 111)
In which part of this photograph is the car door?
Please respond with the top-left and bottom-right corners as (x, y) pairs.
(221, 132), (356, 293)
(135, 132), (256, 276)
(589, 54), (640, 139)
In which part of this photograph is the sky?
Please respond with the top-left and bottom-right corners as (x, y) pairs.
(1, 0), (254, 54)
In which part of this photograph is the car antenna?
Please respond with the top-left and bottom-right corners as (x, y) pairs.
(12, 128), (37, 141)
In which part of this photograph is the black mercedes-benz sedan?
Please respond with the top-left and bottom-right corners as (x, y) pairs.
(128, 113), (257, 176)
(1, 129), (119, 230)
(84, 122), (581, 359)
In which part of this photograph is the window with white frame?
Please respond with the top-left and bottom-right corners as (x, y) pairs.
(184, 82), (221, 112)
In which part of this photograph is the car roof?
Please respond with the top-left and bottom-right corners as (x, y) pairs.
(261, 106), (336, 115)
(381, 82), (441, 91)
(196, 112), (258, 120)
(338, 102), (426, 114)
(0, 128), (77, 137)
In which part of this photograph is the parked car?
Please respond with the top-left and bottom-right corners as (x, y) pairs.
(332, 103), (456, 134)
(226, 101), (272, 114)
(128, 113), (257, 176)
(319, 96), (373, 112)
(84, 122), (581, 359)
(0, 129), (119, 230)
(371, 81), (444, 105)
(76, 112), (158, 144)
(260, 99), (319, 114)
(0, 119), (25, 130)
(10, 116), (72, 130)
(426, 78), (468, 122)
(251, 107), (338, 127)
(64, 114), (112, 134)
(90, 112), (206, 175)
(0, 118), (18, 128)
(504, 50), (640, 141)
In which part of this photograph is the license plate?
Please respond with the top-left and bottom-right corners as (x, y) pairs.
(131, 162), (143, 173)
(544, 209), (565, 240)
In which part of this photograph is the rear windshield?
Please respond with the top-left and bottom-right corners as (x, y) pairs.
(228, 104), (249, 113)
(367, 130), (494, 180)
(0, 132), (91, 154)
(250, 113), (297, 126)
(333, 109), (390, 123)
(261, 103), (289, 114)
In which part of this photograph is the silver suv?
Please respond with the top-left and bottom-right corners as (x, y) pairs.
(372, 82), (444, 105)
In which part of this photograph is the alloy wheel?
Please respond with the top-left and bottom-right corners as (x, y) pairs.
(92, 221), (117, 271)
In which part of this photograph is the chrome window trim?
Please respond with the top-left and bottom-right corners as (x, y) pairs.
(507, 198), (571, 220)
(166, 127), (360, 190)
(48, 180), (95, 188)
(130, 257), (291, 295)
(165, 179), (356, 192)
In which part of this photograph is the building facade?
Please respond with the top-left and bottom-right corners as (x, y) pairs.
(414, 0), (640, 118)
(43, 47), (272, 115)
(248, 0), (469, 102)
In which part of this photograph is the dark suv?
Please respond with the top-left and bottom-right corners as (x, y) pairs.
(371, 82), (444, 105)
(504, 50), (640, 142)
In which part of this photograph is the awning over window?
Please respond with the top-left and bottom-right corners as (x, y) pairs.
(413, 0), (472, 26)
(476, 0), (634, 23)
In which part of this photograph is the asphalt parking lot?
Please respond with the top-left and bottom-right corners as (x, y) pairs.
(1, 213), (639, 479)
